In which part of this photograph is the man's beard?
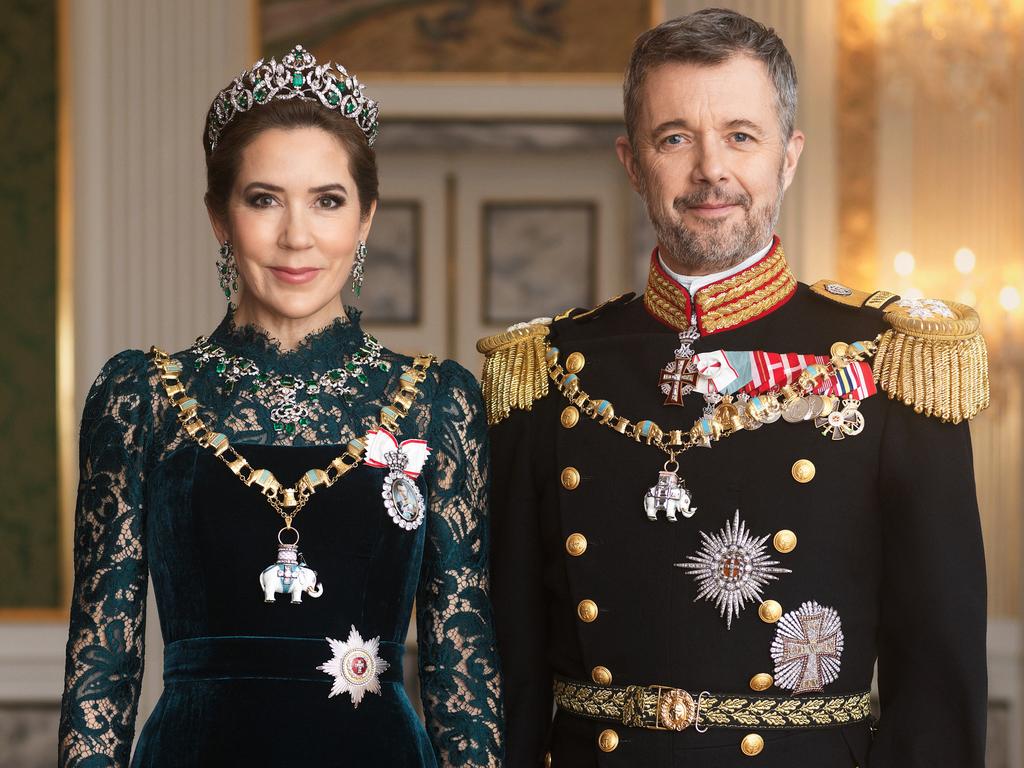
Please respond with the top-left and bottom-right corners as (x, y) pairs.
(640, 167), (785, 274)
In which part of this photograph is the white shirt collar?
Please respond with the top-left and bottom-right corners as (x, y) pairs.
(658, 240), (774, 295)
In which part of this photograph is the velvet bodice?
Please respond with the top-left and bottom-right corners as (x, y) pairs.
(58, 308), (504, 767)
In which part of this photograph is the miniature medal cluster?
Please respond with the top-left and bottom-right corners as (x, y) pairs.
(207, 44), (379, 151)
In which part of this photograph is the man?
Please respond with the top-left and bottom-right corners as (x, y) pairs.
(480, 8), (988, 768)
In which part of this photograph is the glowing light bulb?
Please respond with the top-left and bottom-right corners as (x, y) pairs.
(999, 285), (1021, 311)
(894, 251), (915, 276)
(954, 247), (976, 274)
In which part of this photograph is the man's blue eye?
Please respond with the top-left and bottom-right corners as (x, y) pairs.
(734, 133), (751, 142)
(665, 135), (683, 145)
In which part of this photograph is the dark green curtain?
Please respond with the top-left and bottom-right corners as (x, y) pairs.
(0, 0), (58, 608)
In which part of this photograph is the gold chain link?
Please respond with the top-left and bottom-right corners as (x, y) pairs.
(545, 337), (881, 461)
(150, 346), (435, 525)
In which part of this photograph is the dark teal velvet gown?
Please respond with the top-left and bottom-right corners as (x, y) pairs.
(58, 309), (504, 767)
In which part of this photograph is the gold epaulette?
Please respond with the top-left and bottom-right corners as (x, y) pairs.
(476, 322), (551, 425)
(874, 299), (989, 423)
(810, 281), (990, 423)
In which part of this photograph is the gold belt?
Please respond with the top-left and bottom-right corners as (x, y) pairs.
(553, 677), (872, 732)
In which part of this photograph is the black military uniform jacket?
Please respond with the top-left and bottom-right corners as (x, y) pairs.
(483, 240), (988, 768)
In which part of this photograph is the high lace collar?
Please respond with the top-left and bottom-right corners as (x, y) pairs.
(643, 235), (797, 335)
(206, 305), (370, 373)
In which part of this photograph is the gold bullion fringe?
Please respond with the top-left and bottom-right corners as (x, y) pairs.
(477, 324), (550, 425)
(873, 300), (990, 423)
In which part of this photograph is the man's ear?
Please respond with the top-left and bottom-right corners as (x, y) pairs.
(615, 136), (643, 194)
(781, 129), (805, 192)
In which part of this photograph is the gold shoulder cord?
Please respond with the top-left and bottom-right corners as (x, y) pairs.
(150, 347), (435, 527)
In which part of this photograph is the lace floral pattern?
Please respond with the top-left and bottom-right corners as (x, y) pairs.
(58, 309), (503, 766)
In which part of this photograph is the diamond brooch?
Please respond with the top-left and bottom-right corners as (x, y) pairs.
(675, 510), (792, 629)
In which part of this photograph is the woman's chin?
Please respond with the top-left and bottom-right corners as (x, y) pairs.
(240, 291), (346, 324)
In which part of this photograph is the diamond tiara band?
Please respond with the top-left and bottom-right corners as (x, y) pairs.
(206, 44), (379, 152)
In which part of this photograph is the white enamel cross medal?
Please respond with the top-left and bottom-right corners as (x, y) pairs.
(365, 429), (430, 530)
(659, 320), (701, 406)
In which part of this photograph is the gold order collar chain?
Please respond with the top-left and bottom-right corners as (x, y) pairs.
(150, 346), (435, 527)
(545, 337), (881, 462)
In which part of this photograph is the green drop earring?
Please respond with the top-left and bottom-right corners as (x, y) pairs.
(352, 240), (367, 296)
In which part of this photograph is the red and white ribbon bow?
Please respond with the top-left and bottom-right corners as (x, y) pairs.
(364, 429), (430, 478)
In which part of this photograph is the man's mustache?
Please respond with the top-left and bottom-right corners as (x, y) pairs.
(673, 187), (752, 211)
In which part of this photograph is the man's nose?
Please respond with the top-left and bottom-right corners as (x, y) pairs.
(691, 138), (729, 185)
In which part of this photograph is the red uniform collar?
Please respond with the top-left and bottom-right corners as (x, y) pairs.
(643, 236), (797, 335)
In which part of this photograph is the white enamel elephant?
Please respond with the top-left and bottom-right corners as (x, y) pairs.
(259, 564), (323, 603)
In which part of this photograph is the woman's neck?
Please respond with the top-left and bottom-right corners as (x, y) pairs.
(231, 297), (347, 351)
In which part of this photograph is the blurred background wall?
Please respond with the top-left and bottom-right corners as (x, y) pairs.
(1, 1), (1021, 765)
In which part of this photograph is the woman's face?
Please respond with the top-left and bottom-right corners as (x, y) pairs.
(211, 126), (374, 324)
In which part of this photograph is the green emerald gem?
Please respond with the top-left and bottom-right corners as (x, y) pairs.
(300, 418), (309, 426)
(215, 362), (226, 374)
(254, 88), (267, 103)
(330, 370), (342, 380)
(344, 101), (356, 115)
(285, 423), (296, 435)
(292, 72), (304, 88)
(273, 422), (283, 432)
(357, 373), (368, 384)
(236, 93), (249, 109)
(345, 362), (356, 372)
(327, 89), (340, 106)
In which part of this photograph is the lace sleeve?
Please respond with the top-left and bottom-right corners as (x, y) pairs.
(416, 361), (505, 767)
(59, 350), (153, 767)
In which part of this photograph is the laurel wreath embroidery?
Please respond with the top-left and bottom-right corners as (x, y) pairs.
(554, 681), (870, 730)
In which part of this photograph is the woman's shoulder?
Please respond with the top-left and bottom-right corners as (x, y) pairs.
(82, 349), (160, 424)
(89, 349), (153, 394)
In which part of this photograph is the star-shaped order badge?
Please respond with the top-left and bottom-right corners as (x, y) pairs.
(317, 625), (389, 707)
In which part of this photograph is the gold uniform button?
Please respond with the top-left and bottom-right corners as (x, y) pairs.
(561, 467), (581, 490)
(598, 729), (619, 752)
(758, 600), (782, 623)
(577, 599), (599, 622)
(565, 533), (588, 557)
(560, 405), (580, 428)
(565, 352), (586, 373)
(749, 673), (774, 692)
(543, 752), (552, 768)
(791, 459), (816, 483)
(591, 666), (612, 685)
(773, 530), (797, 554)
(741, 733), (765, 756)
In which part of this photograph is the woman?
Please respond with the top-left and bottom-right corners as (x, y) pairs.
(58, 46), (503, 767)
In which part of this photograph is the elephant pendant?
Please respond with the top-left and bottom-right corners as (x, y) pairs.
(643, 469), (696, 522)
(259, 539), (324, 604)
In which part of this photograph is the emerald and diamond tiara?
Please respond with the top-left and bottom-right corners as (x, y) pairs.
(206, 45), (379, 152)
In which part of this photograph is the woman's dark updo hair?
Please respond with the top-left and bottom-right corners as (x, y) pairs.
(203, 98), (379, 223)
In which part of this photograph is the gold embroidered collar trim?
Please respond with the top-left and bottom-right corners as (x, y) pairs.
(642, 236), (797, 335)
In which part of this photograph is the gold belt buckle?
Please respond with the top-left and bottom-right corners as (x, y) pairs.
(654, 685), (697, 731)
(623, 685), (697, 731)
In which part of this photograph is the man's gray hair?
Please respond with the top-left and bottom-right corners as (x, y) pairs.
(624, 8), (798, 147)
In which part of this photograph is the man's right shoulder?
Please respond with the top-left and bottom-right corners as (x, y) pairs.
(475, 292), (638, 425)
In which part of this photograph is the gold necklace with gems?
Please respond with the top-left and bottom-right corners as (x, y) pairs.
(151, 346), (434, 603)
(546, 337), (880, 522)
(190, 333), (391, 435)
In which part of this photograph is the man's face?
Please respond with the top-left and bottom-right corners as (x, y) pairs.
(616, 55), (804, 275)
